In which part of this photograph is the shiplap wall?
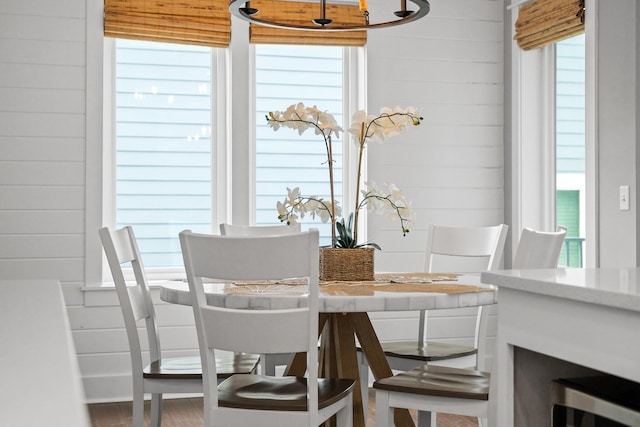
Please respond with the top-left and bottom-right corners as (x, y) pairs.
(0, 0), (504, 402)
(365, 0), (504, 352)
(0, 0), (202, 402)
(0, 1), (86, 281)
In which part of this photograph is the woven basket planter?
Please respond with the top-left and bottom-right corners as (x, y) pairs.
(319, 247), (375, 282)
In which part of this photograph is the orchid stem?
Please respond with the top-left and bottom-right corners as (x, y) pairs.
(352, 122), (366, 245)
(327, 135), (337, 247)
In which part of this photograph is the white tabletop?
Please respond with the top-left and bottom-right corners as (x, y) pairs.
(160, 273), (497, 313)
(481, 267), (640, 312)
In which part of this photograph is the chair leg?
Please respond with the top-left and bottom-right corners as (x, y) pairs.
(132, 381), (145, 427)
(417, 410), (434, 427)
(357, 351), (370, 418)
(336, 391), (354, 427)
(375, 390), (394, 427)
(150, 393), (163, 427)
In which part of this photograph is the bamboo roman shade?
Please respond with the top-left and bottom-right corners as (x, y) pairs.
(248, 0), (367, 46)
(514, 0), (584, 51)
(104, 0), (231, 48)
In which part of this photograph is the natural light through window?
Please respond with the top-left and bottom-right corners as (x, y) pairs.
(113, 41), (347, 266)
(114, 39), (213, 268)
(556, 34), (585, 267)
(254, 45), (344, 247)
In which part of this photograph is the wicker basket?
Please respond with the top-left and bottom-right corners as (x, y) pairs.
(319, 247), (375, 281)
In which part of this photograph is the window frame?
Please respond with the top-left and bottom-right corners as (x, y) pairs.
(250, 44), (366, 238)
(93, 37), (365, 285)
(508, 0), (597, 268)
(99, 39), (229, 283)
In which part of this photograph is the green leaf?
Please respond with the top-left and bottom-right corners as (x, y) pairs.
(332, 213), (382, 249)
(356, 242), (382, 250)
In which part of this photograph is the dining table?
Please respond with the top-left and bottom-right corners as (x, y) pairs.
(160, 272), (497, 427)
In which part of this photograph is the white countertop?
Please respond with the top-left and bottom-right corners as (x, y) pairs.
(484, 267), (640, 425)
(0, 280), (90, 426)
(481, 267), (640, 313)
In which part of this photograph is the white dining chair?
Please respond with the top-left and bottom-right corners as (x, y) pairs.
(358, 223), (508, 422)
(180, 229), (355, 427)
(99, 226), (259, 427)
(513, 226), (567, 269)
(394, 224), (509, 367)
(373, 225), (567, 427)
(219, 222), (301, 375)
(219, 222), (301, 237)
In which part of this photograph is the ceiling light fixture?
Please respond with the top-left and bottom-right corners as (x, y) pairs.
(229, 0), (430, 31)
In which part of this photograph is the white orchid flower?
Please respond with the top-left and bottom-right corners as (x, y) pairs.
(287, 213), (299, 224)
(287, 187), (301, 201)
(331, 201), (342, 218)
(305, 198), (320, 212)
(386, 183), (405, 202)
(276, 201), (288, 221)
(317, 210), (330, 223)
(267, 103), (343, 141)
(269, 103), (421, 245)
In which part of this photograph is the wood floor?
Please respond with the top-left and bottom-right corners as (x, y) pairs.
(88, 389), (479, 426)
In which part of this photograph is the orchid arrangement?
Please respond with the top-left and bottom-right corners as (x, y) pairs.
(267, 103), (422, 249)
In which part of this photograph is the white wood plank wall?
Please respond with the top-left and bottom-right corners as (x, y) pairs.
(0, 0), (200, 402)
(365, 0), (504, 364)
(0, 0), (504, 401)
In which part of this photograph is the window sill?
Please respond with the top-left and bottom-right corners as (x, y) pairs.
(82, 280), (186, 307)
(81, 279), (184, 292)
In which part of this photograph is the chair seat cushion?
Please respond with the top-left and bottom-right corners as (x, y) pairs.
(379, 340), (477, 361)
(144, 354), (260, 380)
(218, 375), (355, 411)
(373, 365), (490, 401)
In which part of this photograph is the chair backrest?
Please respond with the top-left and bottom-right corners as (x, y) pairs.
(219, 222), (301, 236)
(512, 226), (567, 269)
(99, 226), (161, 376)
(179, 229), (320, 426)
(422, 224), (508, 371)
(424, 224), (509, 272)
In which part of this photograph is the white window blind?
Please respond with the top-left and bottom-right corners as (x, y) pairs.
(255, 45), (344, 247)
(115, 39), (213, 268)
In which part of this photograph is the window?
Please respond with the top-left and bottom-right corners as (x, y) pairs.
(255, 45), (344, 247)
(114, 39), (214, 268)
(555, 34), (585, 267)
(110, 40), (352, 273)
(509, 7), (589, 269)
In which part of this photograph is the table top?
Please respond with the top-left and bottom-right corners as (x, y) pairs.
(481, 267), (640, 313)
(160, 273), (497, 313)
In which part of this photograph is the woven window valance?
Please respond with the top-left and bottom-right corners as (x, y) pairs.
(248, 0), (367, 46)
(514, 0), (584, 51)
(104, 0), (231, 48)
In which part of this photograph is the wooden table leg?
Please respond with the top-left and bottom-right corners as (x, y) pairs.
(284, 352), (307, 377)
(352, 312), (416, 427)
(285, 312), (413, 427)
(284, 313), (330, 377)
(332, 314), (365, 427)
(321, 316), (339, 379)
